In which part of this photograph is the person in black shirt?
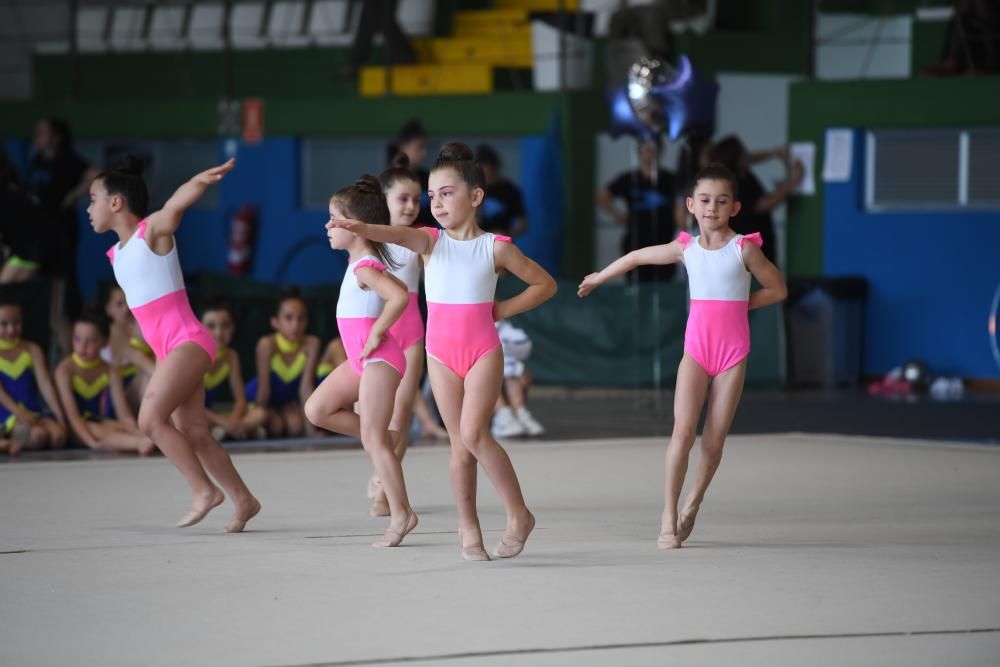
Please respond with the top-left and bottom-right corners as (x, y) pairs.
(706, 135), (803, 266)
(25, 118), (97, 352)
(475, 144), (527, 237)
(598, 139), (684, 282)
(0, 147), (45, 283)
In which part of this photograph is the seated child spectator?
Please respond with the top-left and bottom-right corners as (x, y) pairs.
(102, 283), (154, 413)
(0, 297), (66, 455)
(200, 299), (258, 442)
(491, 319), (545, 438)
(54, 310), (154, 454)
(245, 287), (320, 437)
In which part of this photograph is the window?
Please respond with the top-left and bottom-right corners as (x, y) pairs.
(865, 128), (1000, 211)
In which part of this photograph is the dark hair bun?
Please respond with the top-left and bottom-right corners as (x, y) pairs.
(398, 118), (426, 143)
(113, 154), (145, 176)
(355, 174), (381, 195)
(437, 142), (474, 163)
(390, 152), (410, 169)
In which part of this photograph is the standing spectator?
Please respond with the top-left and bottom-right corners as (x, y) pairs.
(922, 0), (1000, 76)
(25, 118), (98, 353)
(340, 0), (417, 79)
(0, 147), (44, 284)
(475, 144), (528, 238)
(706, 136), (803, 266)
(597, 139), (684, 283)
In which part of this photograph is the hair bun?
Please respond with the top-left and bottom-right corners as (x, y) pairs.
(437, 142), (474, 163)
(113, 154), (145, 176)
(354, 174), (381, 194)
(390, 152), (410, 169)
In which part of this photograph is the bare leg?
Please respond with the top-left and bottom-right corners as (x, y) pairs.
(660, 353), (710, 549)
(303, 361), (362, 438)
(413, 384), (448, 438)
(370, 343), (425, 512)
(281, 402), (305, 437)
(679, 359), (746, 542)
(86, 420), (156, 454)
(171, 384), (260, 532)
(137, 343), (228, 526)
(360, 361), (417, 547)
(427, 357), (488, 561)
(41, 419), (67, 449)
(458, 350), (534, 559)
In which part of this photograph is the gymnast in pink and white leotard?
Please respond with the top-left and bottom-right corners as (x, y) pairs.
(676, 230), (763, 377)
(386, 243), (425, 351)
(106, 220), (216, 363)
(337, 256), (407, 377)
(421, 228), (511, 379)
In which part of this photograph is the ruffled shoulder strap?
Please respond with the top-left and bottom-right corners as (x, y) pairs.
(353, 257), (387, 274)
(136, 220), (148, 239)
(420, 226), (440, 240)
(676, 231), (692, 249)
(738, 232), (763, 249)
(492, 234), (512, 244)
(106, 245), (116, 263)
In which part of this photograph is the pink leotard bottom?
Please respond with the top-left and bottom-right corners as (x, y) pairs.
(425, 302), (500, 379)
(684, 299), (750, 378)
(337, 317), (406, 377)
(388, 293), (425, 352)
(132, 289), (216, 362)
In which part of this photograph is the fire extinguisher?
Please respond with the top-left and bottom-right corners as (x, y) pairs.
(228, 204), (256, 275)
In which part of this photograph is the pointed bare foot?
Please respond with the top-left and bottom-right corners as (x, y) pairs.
(176, 488), (225, 527)
(678, 507), (699, 543)
(224, 496), (262, 533)
(657, 532), (682, 549)
(373, 511), (418, 548)
(369, 490), (390, 517)
(366, 473), (381, 499)
(459, 527), (490, 562)
(138, 439), (157, 457)
(493, 510), (535, 559)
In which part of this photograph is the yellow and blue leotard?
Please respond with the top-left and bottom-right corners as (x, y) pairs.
(204, 347), (231, 409)
(0, 339), (44, 432)
(245, 333), (306, 407)
(71, 353), (110, 421)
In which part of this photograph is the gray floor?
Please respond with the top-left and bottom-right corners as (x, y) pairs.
(2, 434), (998, 666)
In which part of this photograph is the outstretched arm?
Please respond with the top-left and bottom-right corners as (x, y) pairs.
(493, 242), (557, 320)
(146, 158), (235, 238)
(744, 244), (787, 310)
(577, 241), (684, 297)
(327, 219), (435, 255)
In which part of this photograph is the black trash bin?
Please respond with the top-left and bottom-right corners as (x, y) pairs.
(786, 276), (868, 387)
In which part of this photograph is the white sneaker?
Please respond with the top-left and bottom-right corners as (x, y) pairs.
(514, 407), (545, 436)
(492, 407), (526, 438)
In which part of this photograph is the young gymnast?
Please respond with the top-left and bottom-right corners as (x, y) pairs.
(0, 298), (66, 454)
(91, 155), (260, 531)
(200, 299), (251, 441)
(54, 311), (154, 454)
(330, 143), (557, 561)
(246, 287), (320, 438)
(103, 283), (154, 412)
(363, 153), (427, 517)
(304, 174), (418, 548)
(578, 163), (787, 548)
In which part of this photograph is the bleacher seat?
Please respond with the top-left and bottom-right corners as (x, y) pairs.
(189, 3), (226, 51)
(307, 0), (354, 47)
(268, 1), (310, 47)
(109, 6), (148, 52)
(229, 2), (268, 49)
(149, 5), (188, 51)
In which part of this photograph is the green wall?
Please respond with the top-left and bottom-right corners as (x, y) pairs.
(787, 75), (1000, 276)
